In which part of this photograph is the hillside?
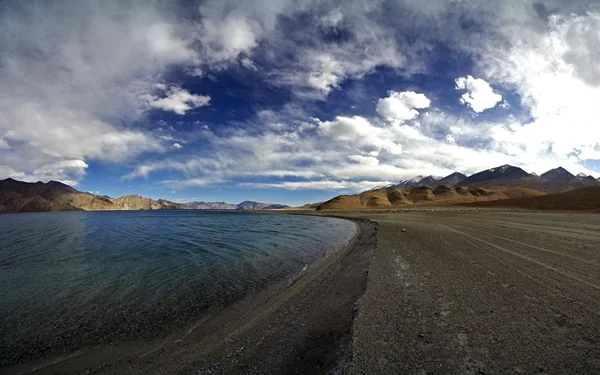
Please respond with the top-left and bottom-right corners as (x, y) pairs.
(316, 185), (544, 210)
(461, 186), (600, 211)
(0, 179), (188, 214)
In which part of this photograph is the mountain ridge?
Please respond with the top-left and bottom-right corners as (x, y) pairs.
(184, 200), (290, 210)
(315, 164), (600, 210)
(0, 178), (289, 214)
(0, 179), (191, 214)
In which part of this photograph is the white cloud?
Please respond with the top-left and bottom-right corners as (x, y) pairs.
(317, 116), (404, 154)
(172, 143), (183, 149)
(0, 160), (88, 186)
(475, 10), (600, 167)
(0, 1), (198, 184)
(376, 91), (431, 122)
(161, 177), (226, 189)
(143, 22), (198, 64)
(455, 76), (503, 113)
(320, 10), (344, 28)
(144, 86), (210, 115)
(239, 180), (393, 191)
(0, 166), (25, 180)
(0, 138), (8, 149)
(199, 15), (261, 63)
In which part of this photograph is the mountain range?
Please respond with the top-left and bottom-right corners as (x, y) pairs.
(386, 165), (600, 192)
(184, 201), (289, 210)
(0, 178), (288, 214)
(316, 165), (600, 210)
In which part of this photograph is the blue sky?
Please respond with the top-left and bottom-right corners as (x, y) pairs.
(1, 0), (600, 206)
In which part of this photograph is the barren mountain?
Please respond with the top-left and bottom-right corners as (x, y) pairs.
(436, 172), (467, 186)
(455, 165), (600, 192)
(316, 185), (544, 210)
(0, 179), (188, 214)
(185, 201), (238, 210)
(540, 167), (575, 182)
(458, 164), (532, 186)
(183, 201), (289, 210)
(235, 201), (289, 210)
(415, 175), (442, 186)
(393, 175), (425, 188)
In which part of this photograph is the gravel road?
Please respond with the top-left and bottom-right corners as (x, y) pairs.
(347, 211), (600, 374)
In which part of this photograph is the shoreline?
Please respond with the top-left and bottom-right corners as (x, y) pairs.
(3, 216), (377, 375)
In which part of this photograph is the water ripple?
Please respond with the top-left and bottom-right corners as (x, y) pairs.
(0, 210), (356, 367)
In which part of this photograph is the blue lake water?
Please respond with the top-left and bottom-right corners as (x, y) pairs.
(0, 210), (356, 366)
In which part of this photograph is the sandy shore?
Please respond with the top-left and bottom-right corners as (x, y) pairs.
(3, 218), (377, 375)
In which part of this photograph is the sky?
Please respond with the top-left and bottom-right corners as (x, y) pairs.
(1, 0), (600, 206)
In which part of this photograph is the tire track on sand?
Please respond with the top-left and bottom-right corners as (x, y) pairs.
(439, 225), (600, 292)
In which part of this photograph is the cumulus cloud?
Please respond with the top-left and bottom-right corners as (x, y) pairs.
(172, 143), (183, 149)
(317, 116), (404, 154)
(475, 9), (600, 166)
(455, 76), (503, 113)
(144, 86), (210, 115)
(376, 91), (431, 122)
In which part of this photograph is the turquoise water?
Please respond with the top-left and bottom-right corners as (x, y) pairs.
(0, 210), (356, 367)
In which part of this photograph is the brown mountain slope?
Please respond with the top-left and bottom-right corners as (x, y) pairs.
(316, 185), (545, 210)
(109, 195), (189, 210)
(460, 186), (600, 210)
(0, 179), (188, 214)
(471, 176), (600, 193)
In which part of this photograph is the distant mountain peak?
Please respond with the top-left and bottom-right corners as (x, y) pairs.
(458, 165), (530, 186)
(183, 200), (288, 210)
(437, 172), (467, 186)
(490, 164), (513, 173)
(416, 175), (442, 186)
(540, 167), (575, 182)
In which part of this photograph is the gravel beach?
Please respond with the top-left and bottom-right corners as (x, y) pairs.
(342, 210), (600, 374)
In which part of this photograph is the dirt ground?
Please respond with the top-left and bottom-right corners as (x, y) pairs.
(344, 210), (600, 374)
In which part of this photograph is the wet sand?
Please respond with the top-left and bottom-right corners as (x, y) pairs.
(2, 219), (377, 375)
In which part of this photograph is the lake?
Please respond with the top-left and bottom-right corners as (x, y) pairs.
(0, 210), (356, 367)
